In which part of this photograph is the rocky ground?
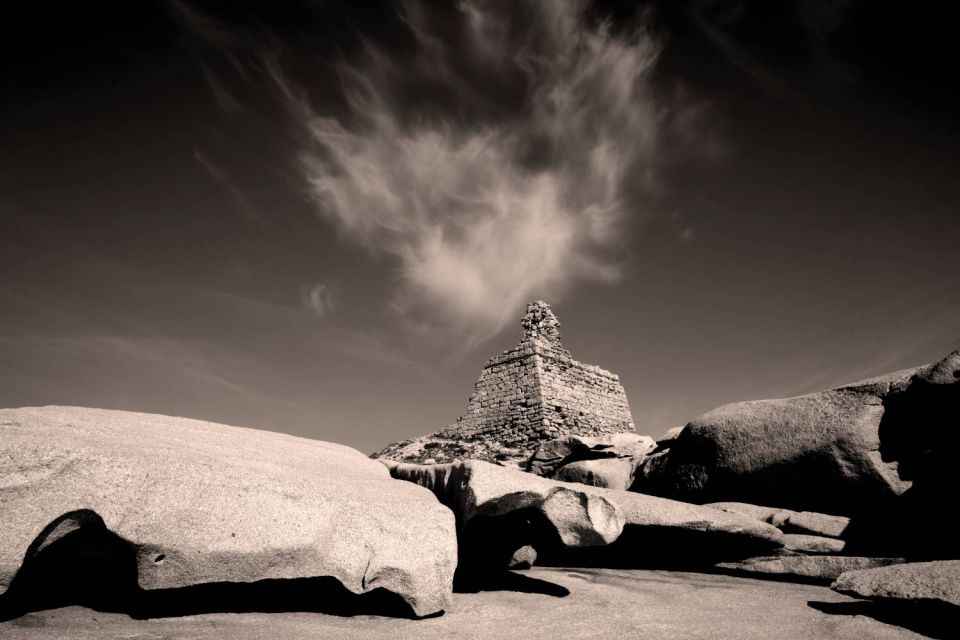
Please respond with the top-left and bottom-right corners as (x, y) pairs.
(2, 349), (957, 638)
(0, 568), (936, 640)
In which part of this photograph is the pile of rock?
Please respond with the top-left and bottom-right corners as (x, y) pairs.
(383, 459), (783, 584)
(1, 347), (957, 633)
(526, 432), (656, 490)
(375, 302), (635, 466)
(705, 502), (905, 582)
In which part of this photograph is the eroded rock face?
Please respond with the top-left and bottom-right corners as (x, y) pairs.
(382, 459), (625, 547)
(781, 534), (847, 555)
(384, 459), (782, 576)
(554, 459), (635, 491)
(704, 503), (851, 539)
(634, 388), (909, 515)
(0, 406), (457, 617)
(634, 353), (960, 518)
(527, 433), (656, 479)
(831, 560), (960, 616)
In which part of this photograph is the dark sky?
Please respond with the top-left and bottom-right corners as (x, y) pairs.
(2, 0), (958, 453)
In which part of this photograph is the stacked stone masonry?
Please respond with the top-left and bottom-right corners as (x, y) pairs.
(438, 301), (635, 451)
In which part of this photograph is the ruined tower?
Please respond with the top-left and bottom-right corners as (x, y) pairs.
(439, 300), (634, 447)
(376, 301), (636, 464)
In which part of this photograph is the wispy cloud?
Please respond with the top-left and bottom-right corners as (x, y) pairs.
(165, 0), (240, 47)
(266, 0), (699, 344)
(300, 281), (336, 318)
(164, 0), (709, 344)
(201, 65), (246, 115)
(193, 148), (259, 222)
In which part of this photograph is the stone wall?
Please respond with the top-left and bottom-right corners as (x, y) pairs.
(376, 301), (635, 463)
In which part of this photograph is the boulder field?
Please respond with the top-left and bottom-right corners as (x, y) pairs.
(0, 406), (456, 618)
(632, 351), (959, 524)
(384, 459), (783, 580)
(1, 348), (957, 636)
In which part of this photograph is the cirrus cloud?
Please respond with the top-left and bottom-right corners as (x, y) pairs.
(267, 0), (700, 344)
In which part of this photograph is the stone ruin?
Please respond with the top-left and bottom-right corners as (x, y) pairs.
(376, 301), (635, 464)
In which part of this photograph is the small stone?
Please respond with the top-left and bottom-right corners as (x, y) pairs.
(508, 545), (538, 570)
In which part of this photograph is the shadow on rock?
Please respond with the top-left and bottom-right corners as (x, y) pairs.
(452, 508), (570, 598)
(0, 509), (417, 621)
(454, 571), (570, 597)
(808, 600), (958, 640)
(537, 525), (781, 571)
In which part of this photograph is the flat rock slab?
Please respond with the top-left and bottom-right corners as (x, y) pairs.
(0, 568), (928, 640)
(0, 406), (456, 617)
(782, 512), (851, 539)
(832, 560), (960, 615)
(705, 502), (851, 538)
(717, 556), (905, 582)
(782, 534), (847, 555)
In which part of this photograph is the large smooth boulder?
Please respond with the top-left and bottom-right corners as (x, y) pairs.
(527, 433), (656, 478)
(634, 352), (960, 523)
(0, 406), (457, 617)
(832, 560), (960, 617)
(384, 459), (782, 575)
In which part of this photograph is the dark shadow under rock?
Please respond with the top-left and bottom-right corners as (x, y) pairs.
(808, 599), (959, 640)
(0, 509), (139, 618)
(536, 524), (781, 571)
(454, 571), (570, 597)
(0, 510), (418, 622)
(452, 507), (571, 598)
(873, 356), (960, 560)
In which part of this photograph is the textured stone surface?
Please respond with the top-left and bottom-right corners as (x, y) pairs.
(507, 545), (537, 570)
(704, 503), (852, 538)
(0, 406), (457, 617)
(716, 556), (905, 582)
(375, 302), (635, 464)
(0, 569), (929, 640)
(832, 561), (960, 615)
(657, 426), (686, 447)
(637, 351), (960, 558)
(782, 534), (847, 555)
(527, 433), (655, 478)
(705, 502), (792, 524)
(783, 512), (851, 539)
(636, 351), (960, 529)
(554, 458), (635, 491)
(383, 459), (625, 549)
(633, 365), (925, 515)
(385, 459), (783, 573)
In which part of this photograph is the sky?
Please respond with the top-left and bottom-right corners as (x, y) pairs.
(1, 0), (958, 454)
